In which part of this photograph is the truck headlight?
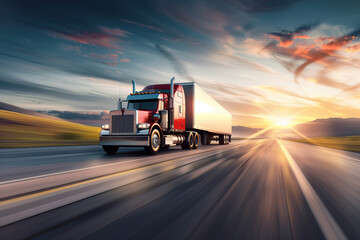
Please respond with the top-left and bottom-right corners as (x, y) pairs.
(101, 124), (110, 130)
(137, 123), (150, 129)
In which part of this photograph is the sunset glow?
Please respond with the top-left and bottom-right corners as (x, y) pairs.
(275, 118), (292, 128)
(0, 0), (359, 130)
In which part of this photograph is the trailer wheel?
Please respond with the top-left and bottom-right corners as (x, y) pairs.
(103, 145), (119, 154)
(219, 135), (225, 145)
(225, 135), (230, 144)
(181, 132), (194, 150)
(193, 132), (200, 149)
(145, 129), (161, 154)
(206, 134), (212, 145)
(201, 133), (207, 145)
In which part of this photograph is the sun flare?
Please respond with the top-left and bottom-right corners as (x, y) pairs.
(272, 117), (293, 128)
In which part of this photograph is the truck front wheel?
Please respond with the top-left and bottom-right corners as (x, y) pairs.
(103, 145), (119, 154)
(145, 129), (161, 154)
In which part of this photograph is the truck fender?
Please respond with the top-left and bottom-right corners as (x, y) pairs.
(149, 123), (163, 136)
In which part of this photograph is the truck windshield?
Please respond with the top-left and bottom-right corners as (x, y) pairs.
(128, 100), (158, 111)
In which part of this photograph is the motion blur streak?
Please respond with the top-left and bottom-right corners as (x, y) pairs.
(277, 139), (347, 240)
(0, 140), (359, 239)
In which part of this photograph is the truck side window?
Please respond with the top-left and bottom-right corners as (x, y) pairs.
(179, 105), (182, 114)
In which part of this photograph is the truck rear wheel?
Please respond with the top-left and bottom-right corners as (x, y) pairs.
(103, 145), (119, 154)
(145, 129), (161, 155)
(193, 132), (199, 149)
(181, 132), (194, 150)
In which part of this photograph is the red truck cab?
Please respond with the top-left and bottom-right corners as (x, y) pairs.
(141, 84), (185, 131)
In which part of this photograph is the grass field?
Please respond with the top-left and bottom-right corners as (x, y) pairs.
(288, 136), (360, 153)
(0, 110), (100, 148)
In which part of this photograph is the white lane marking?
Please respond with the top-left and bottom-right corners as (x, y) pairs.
(0, 145), (238, 186)
(0, 148), (231, 227)
(277, 139), (348, 240)
(0, 159), (139, 185)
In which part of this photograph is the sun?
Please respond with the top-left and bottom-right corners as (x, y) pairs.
(277, 119), (290, 126)
(273, 117), (293, 128)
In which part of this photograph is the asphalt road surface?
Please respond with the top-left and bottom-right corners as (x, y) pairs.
(0, 139), (359, 240)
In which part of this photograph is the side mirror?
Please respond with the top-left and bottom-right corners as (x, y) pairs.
(153, 113), (160, 122)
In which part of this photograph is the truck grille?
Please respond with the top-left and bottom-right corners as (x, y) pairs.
(111, 114), (135, 134)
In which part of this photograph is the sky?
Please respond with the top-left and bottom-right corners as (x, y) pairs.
(0, 0), (360, 128)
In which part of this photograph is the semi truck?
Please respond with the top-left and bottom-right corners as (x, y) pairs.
(99, 77), (232, 154)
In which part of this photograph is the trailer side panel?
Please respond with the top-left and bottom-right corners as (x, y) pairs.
(180, 83), (232, 135)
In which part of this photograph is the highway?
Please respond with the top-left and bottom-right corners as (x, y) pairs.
(0, 139), (359, 240)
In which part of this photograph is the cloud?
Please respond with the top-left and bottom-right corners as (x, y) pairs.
(258, 84), (360, 119)
(294, 29), (360, 80)
(64, 45), (81, 52)
(258, 86), (316, 103)
(102, 60), (118, 66)
(345, 43), (360, 52)
(155, 43), (195, 82)
(0, 42), (141, 86)
(100, 27), (131, 37)
(120, 58), (130, 63)
(235, 0), (299, 12)
(264, 24), (360, 88)
(89, 53), (118, 60)
(267, 23), (318, 48)
(52, 27), (131, 49)
(86, 53), (130, 67)
(122, 19), (164, 32)
(0, 74), (109, 103)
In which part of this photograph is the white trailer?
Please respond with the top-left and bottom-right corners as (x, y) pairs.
(180, 82), (232, 144)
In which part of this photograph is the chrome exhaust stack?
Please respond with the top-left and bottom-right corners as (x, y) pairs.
(170, 77), (174, 99)
(168, 77), (175, 130)
(132, 80), (136, 94)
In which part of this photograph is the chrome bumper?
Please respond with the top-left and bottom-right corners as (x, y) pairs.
(99, 135), (150, 147)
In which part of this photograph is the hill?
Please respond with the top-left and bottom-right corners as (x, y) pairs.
(0, 110), (100, 148)
(273, 118), (360, 138)
(294, 118), (360, 137)
(232, 126), (266, 138)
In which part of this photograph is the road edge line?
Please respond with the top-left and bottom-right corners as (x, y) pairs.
(277, 139), (347, 240)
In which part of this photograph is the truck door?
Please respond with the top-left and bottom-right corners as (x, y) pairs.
(174, 90), (185, 131)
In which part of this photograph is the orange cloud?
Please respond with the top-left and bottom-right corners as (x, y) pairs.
(52, 27), (131, 49)
(279, 40), (294, 47)
(294, 35), (310, 39)
(345, 43), (360, 52)
(100, 27), (131, 37)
